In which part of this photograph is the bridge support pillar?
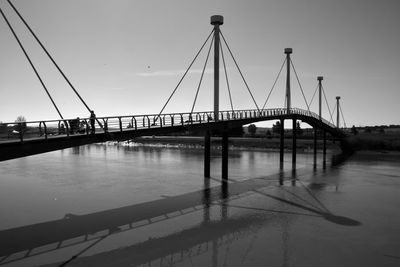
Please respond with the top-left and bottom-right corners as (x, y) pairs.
(204, 131), (211, 178)
(313, 128), (318, 168)
(323, 130), (327, 168)
(222, 132), (229, 182)
(279, 119), (284, 169)
(285, 48), (293, 114)
(211, 15), (223, 122)
(292, 119), (296, 168)
(336, 96), (341, 128)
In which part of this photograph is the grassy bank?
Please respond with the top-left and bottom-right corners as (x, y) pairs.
(128, 132), (400, 152)
(345, 133), (400, 151)
(131, 136), (339, 151)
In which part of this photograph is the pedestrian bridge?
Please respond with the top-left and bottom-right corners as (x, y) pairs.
(0, 8), (348, 175)
(0, 108), (344, 162)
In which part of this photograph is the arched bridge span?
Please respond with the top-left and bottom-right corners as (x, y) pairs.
(0, 108), (345, 162)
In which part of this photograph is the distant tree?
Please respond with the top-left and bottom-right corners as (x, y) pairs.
(0, 121), (7, 134)
(364, 127), (372, 134)
(15, 116), (27, 133)
(272, 121), (281, 135)
(296, 121), (303, 135)
(351, 125), (358, 135)
(379, 127), (385, 134)
(15, 116), (26, 123)
(248, 124), (257, 137)
(230, 126), (244, 137)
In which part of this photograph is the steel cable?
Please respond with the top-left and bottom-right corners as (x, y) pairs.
(0, 6), (64, 119)
(190, 35), (214, 114)
(155, 29), (214, 120)
(339, 105), (347, 128)
(330, 102), (337, 125)
(220, 38), (234, 113)
(308, 83), (319, 107)
(322, 85), (334, 124)
(220, 31), (261, 113)
(7, 0), (93, 115)
(261, 58), (286, 111)
(290, 59), (310, 112)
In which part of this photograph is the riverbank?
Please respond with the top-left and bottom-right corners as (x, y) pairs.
(128, 136), (339, 151)
(129, 133), (400, 153)
(345, 133), (400, 151)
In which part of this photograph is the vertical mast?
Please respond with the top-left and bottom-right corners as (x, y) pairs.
(211, 15), (223, 121)
(284, 48), (292, 114)
(336, 96), (341, 128)
(317, 76), (323, 120)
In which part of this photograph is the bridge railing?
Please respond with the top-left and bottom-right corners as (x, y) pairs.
(289, 108), (336, 129)
(0, 108), (337, 143)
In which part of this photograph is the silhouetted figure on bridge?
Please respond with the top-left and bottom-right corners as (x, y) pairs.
(90, 110), (96, 134)
(68, 118), (80, 134)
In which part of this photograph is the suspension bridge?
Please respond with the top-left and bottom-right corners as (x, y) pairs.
(0, 7), (356, 265)
(0, 7), (348, 177)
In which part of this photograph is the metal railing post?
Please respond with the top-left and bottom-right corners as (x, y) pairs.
(119, 117), (123, 132)
(18, 123), (23, 142)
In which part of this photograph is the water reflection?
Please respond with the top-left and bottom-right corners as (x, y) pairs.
(0, 169), (360, 266)
(1, 143), (371, 266)
(291, 168), (297, 186)
(253, 189), (360, 226)
(56, 214), (266, 267)
(203, 178), (211, 222)
(273, 169), (359, 226)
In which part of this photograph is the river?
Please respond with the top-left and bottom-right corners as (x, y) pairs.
(0, 143), (399, 266)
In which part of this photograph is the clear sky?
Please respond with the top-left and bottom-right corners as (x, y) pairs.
(1, 0), (399, 127)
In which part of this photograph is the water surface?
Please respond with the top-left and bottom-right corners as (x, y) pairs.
(0, 143), (399, 266)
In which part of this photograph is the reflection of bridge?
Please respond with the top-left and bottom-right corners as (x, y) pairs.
(0, 169), (359, 266)
(0, 9), (347, 176)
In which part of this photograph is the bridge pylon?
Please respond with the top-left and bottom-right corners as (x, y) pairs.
(336, 96), (341, 128)
(211, 15), (223, 122)
(317, 76), (323, 120)
(314, 76), (324, 169)
(284, 48), (293, 114)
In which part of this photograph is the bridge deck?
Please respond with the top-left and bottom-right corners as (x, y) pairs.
(0, 108), (344, 161)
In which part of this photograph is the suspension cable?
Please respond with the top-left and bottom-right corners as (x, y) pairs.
(322, 85), (334, 124)
(261, 58), (286, 111)
(330, 102), (336, 125)
(290, 59), (310, 112)
(190, 35), (214, 114)
(155, 29), (214, 120)
(0, 6), (64, 119)
(220, 31), (260, 113)
(339, 105), (347, 128)
(308, 83), (319, 107)
(220, 38), (234, 113)
(7, 0), (93, 115)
